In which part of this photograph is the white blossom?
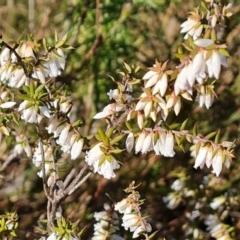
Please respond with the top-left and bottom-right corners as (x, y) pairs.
(211, 152), (223, 177)
(210, 196), (226, 210)
(115, 186), (152, 239)
(171, 179), (184, 191)
(206, 50), (227, 79)
(13, 135), (32, 158)
(85, 143), (120, 179)
(205, 215), (232, 240)
(163, 193), (181, 210)
(125, 132), (134, 153)
(194, 146), (208, 169)
(47, 232), (80, 240)
(32, 67), (47, 84)
(18, 100), (51, 123)
(92, 204), (123, 240)
(8, 68), (29, 88)
(0, 48), (10, 66)
(70, 138), (84, 160)
(141, 132), (154, 154)
(94, 103), (125, 119)
(135, 131), (146, 154)
(107, 89), (119, 100)
(180, 17), (203, 40)
(152, 73), (168, 97)
(191, 50), (207, 84)
(174, 65), (192, 95)
(162, 131), (175, 157)
(0, 101), (16, 108)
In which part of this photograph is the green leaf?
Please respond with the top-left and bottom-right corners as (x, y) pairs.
(34, 84), (45, 98)
(214, 130), (221, 144)
(35, 84), (45, 94)
(174, 53), (185, 60)
(169, 123), (180, 130)
(17, 94), (32, 101)
(110, 134), (125, 145)
(125, 120), (132, 130)
(193, 123), (198, 136)
(110, 149), (124, 154)
(29, 81), (35, 96)
(55, 39), (66, 49)
(61, 44), (74, 50)
(22, 85), (30, 94)
(98, 154), (106, 166)
(180, 119), (188, 131)
(11, 113), (19, 126)
(61, 32), (68, 43)
(95, 134), (102, 142)
(205, 131), (217, 140)
(97, 128), (106, 141)
(181, 43), (193, 52)
(135, 65), (140, 73)
(38, 92), (48, 99)
(123, 62), (131, 73)
(106, 127), (114, 138)
(99, 146), (107, 154)
(218, 48), (230, 57)
(43, 38), (48, 51)
(55, 30), (59, 42)
(72, 119), (83, 127)
(211, 28), (216, 41)
(149, 230), (160, 238)
(98, 128), (110, 146)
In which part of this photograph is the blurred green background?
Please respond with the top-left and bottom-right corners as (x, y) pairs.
(0, 0), (240, 239)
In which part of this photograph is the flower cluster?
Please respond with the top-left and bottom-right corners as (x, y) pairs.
(47, 232), (80, 240)
(0, 40), (66, 89)
(92, 203), (123, 240)
(0, 212), (18, 238)
(192, 141), (235, 177)
(180, 12), (203, 40)
(133, 129), (175, 157)
(18, 99), (51, 123)
(174, 39), (227, 104)
(114, 182), (152, 239)
(13, 134), (32, 158)
(205, 215), (233, 240)
(85, 142), (120, 179)
(46, 117), (84, 160)
(32, 141), (55, 179)
(163, 179), (194, 210)
(93, 103), (126, 120)
(94, 79), (134, 120)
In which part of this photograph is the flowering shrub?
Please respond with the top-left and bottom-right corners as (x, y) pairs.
(0, 0), (238, 239)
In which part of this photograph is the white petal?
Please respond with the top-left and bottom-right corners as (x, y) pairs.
(211, 154), (223, 177)
(135, 131), (146, 154)
(0, 101), (16, 108)
(93, 110), (112, 119)
(159, 73), (168, 96)
(194, 39), (214, 47)
(126, 132), (134, 153)
(194, 146), (208, 169)
(141, 133), (152, 153)
(174, 97), (181, 115)
(40, 106), (51, 118)
(58, 125), (70, 145)
(142, 70), (156, 80)
(71, 139), (84, 160)
(145, 74), (159, 88)
(135, 100), (146, 111)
